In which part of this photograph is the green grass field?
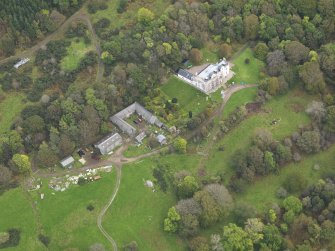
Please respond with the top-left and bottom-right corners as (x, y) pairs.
(222, 87), (258, 119)
(60, 39), (93, 71)
(123, 143), (152, 158)
(237, 144), (335, 211)
(103, 159), (186, 251)
(161, 76), (210, 115)
(204, 88), (312, 178)
(35, 171), (117, 250)
(0, 93), (26, 134)
(230, 48), (264, 84)
(0, 188), (44, 250)
(0, 170), (117, 250)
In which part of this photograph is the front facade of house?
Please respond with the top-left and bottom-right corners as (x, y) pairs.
(177, 59), (232, 94)
(94, 133), (122, 155)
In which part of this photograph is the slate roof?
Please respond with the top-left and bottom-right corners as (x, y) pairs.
(94, 133), (122, 152)
(60, 156), (75, 167)
(177, 69), (194, 81)
(135, 132), (146, 143)
(198, 58), (228, 81)
(157, 134), (167, 144)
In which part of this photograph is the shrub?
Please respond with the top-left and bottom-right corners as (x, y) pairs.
(117, 0), (129, 13)
(123, 241), (138, 251)
(283, 172), (307, 193)
(38, 234), (50, 247)
(0, 232), (9, 245)
(276, 187), (288, 198)
(86, 204), (95, 211)
(78, 177), (87, 186)
(0, 229), (20, 249)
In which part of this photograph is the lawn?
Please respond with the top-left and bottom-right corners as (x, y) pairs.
(222, 87), (258, 119)
(204, 88), (313, 178)
(230, 48), (265, 84)
(236, 144), (335, 211)
(0, 170), (117, 250)
(34, 170), (117, 250)
(123, 143), (152, 158)
(0, 93), (26, 134)
(103, 158), (186, 251)
(0, 188), (44, 250)
(60, 38), (93, 71)
(161, 76), (214, 115)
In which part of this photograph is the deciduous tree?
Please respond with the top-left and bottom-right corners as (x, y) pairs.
(12, 154), (31, 175)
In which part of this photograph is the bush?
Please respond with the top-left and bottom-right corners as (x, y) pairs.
(276, 187), (288, 198)
(0, 232), (9, 245)
(38, 234), (50, 247)
(0, 229), (20, 249)
(86, 204), (95, 211)
(283, 172), (307, 193)
(117, 0), (129, 13)
(123, 241), (138, 251)
(78, 177), (87, 186)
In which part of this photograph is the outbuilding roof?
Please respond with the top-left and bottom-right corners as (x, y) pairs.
(60, 156), (75, 167)
(157, 134), (166, 144)
(95, 133), (122, 151)
(177, 69), (194, 81)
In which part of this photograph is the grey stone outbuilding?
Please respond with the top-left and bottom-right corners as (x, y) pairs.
(94, 133), (122, 155)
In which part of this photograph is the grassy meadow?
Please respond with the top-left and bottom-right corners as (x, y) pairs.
(0, 188), (43, 250)
(222, 87), (258, 118)
(237, 144), (335, 211)
(230, 48), (265, 84)
(204, 88), (312, 178)
(0, 93), (26, 134)
(0, 170), (117, 250)
(103, 159), (186, 251)
(60, 38), (93, 71)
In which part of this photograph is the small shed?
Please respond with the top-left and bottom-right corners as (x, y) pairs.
(14, 58), (30, 69)
(156, 134), (167, 145)
(135, 132), (146, 143)
(60, 156), (75, 169)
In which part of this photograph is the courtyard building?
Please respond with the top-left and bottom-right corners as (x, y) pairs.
(110, 102), (164, 137)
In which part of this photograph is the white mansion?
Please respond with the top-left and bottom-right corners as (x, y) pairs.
(177, 59), (233, 94)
